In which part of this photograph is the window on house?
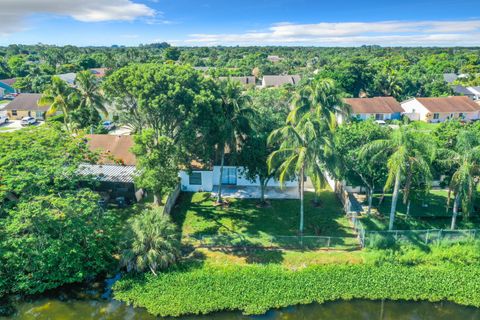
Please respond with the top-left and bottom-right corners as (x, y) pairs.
(12, 110), (17, 116)
(375, 114), (384, 120)
(189, 172), (202, 185)
(433, 113), (440, 120)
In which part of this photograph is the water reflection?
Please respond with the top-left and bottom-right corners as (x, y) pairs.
(6, 299), (480, 320)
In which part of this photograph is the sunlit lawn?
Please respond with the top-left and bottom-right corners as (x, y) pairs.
(361, 190), (480, 230)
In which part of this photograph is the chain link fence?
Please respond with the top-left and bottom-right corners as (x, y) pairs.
(363, 228), (479, 247)
(187, 233), (360, 250)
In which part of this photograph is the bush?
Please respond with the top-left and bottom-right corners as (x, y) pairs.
(121, 208), (181, 275)
(366, 233), (397, 249)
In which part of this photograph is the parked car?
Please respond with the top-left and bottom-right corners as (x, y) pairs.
(375, 120), (387, 126)
(0, 115), (8, 125)
(102, 121), (115, 131)
(21, 116), (36, 126)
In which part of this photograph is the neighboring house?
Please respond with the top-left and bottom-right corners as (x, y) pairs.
(57, 73), (77, 85)
(452, 85), (476, 100)
(466, 86), (480, 100)
(0, 78), (18, 94)
(3, 93), (50, 120)
(401, 96), (480, 122)
(193, 66), (210, 72)
(262, 75), (301, 88)
(342, 97), (403, 123)
(219, 76), (256, 86)
(57, 68), (108, 86)
(267, 55), (282, 63)
(443, 73), (468, 84)
(0, 87), (5, 98)
(82, 134), (140, 202)
(89, 68), (108, 78)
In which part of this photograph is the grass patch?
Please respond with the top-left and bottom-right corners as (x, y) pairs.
(362, 190), (480, 230)
(171, 190), (356, 248)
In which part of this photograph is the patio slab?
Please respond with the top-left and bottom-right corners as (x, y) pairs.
(211, 185), (299, 199)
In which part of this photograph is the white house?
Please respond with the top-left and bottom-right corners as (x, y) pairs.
(341, 97), (404, 123)
(179, 165), (297, 192)
(401, 96), (480, 123)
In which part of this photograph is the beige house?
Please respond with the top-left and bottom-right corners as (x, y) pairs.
(3, 93), (50, 120)
(401, 96), (480, 123)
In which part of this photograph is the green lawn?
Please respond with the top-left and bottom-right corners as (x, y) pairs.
(410, 121), (441, 131)
(171, 190), (357, 248)
(361, 190), (480, 230)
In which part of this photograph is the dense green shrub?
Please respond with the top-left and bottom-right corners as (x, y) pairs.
(114, 261), (480, 317)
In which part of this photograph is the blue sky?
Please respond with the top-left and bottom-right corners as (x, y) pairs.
(1, 0), (480, 46)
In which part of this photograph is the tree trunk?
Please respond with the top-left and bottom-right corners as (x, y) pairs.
(217, 149), (225, 203)
(299, 166), (305, 235)
(367, 188), (373, 216)
(260, 178), (266, 204)
(451, 193), (460, 230)
(153, 192), (163, 206)
(389, 169), (401, 231)
(406, 200), (411, 217)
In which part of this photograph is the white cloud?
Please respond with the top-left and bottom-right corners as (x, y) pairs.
(181, 20), (480, 46)
(0, 0), (155, 35)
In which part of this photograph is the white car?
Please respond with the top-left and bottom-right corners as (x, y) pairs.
(21, 116), (37, 126)
(375, 120), (387, 126)
(103, 121), (115, 131)
(0, 115), (8, 125)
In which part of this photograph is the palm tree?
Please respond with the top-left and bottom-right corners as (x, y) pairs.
(38, 76), (76, 131)
(268, 78), (345, 234)
(75, 70), (107, 132)
(121, 208), (180, 276)
(361, 126), (434, 230)
(216, 79), (253, 203)
(441, 130), (480, 229)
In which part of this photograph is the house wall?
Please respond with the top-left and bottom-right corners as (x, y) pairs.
(6, 110), (45, 120)
(179, 170), (214, 192)
(401, 99), (429, 121)
(352, 112), (401, 121)
(180, 166), (298, 192)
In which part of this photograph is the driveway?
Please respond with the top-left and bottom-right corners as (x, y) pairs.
(0, 120), (44, 133)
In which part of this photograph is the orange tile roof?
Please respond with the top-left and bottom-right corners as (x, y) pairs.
(86, 134), (136, 166)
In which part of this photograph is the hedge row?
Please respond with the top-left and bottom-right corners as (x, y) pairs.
(113, 263), (480, 317)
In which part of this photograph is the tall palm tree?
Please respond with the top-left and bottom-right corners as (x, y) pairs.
(216, 79), (253, 203)
(121, 208), (180, 276)
(38, 76), (76, 131)
(268, 119), (329, 234)
(268, 78), (345, 234)
(440, 130), (480, 229)
(75, 70), (107, 131)
(361, 126), (434, 230)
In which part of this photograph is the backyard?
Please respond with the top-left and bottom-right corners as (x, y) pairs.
(361, 190), (480, 230)
(171, 190), (359, 250)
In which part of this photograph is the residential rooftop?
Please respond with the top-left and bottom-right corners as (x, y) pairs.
(344, 97), (403, 114)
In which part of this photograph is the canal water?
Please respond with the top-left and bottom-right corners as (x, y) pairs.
(5, 298), (480, 319)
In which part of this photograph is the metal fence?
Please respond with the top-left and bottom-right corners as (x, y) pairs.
(187, 234), (360, 250)
(364, 228), (479, 247)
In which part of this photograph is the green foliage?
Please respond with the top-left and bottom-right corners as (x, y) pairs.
(132, 130), (179, 205)
(0, 125), (124, 297)
(0, 190), (118, 295)
(0, 125), (93, 211)
(121, 208), (181, 275)
(113, 259), (480, 317)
